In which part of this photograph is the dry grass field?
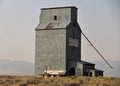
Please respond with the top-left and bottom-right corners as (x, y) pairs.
(0, 75), (120, 86)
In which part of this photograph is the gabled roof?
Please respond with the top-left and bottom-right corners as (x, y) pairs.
(36, 6), (79, 30)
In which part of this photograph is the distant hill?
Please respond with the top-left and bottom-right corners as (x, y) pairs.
(0, 59), (34, 75)
(0, 59), (119, 77)
(92, 60), (120, 77)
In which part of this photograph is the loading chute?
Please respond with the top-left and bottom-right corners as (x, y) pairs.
(81, 31), (113, 69)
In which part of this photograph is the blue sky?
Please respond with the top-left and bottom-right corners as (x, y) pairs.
(0, 0), (120, 74)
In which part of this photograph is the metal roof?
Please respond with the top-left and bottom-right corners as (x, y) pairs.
(36, 22), (70, 30)
(41, 6), (77, 10)
(79, 61), (95, 65)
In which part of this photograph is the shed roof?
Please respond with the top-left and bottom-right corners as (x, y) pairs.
(79, 60), (95, 65)
(71, 60), (95, 65)
(94, 69), (104, 72)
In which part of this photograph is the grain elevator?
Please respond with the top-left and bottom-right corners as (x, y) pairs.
(35, 6), (103, 76)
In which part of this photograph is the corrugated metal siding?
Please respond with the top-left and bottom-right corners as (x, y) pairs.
(35, 29), (66, 74)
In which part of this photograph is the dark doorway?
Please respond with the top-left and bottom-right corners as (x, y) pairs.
(69, 68), (75, 76)
(90, 72), (92, 77)
(85, 72), (88, 76)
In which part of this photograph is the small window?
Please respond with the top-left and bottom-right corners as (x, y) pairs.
(54, 15), (57, 20)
